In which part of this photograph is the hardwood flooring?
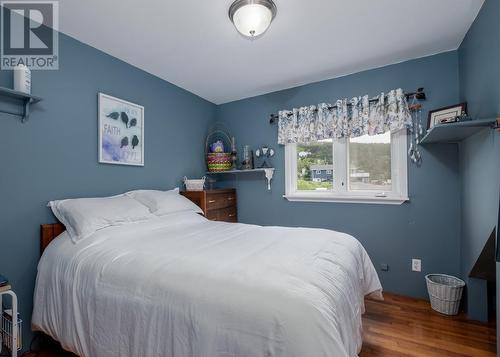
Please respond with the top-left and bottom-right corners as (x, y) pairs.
(21, 293), (496, 357)
(360, 293), (496, 356)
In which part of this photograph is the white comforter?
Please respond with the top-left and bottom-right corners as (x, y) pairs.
(32, 211), (382, 357)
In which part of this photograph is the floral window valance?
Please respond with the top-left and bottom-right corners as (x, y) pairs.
(277, 88), (412, 145)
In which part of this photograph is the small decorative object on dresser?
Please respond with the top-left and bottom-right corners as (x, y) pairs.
(181, 189), (237, 222)
(427, 103), (467, 130)
(183, 176), (205, 191)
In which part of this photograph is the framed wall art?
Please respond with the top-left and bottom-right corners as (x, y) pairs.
(98, 93), (144, 166)
(427, 103), (467, 130)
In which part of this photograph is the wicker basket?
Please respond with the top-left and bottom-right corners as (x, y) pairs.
(207, 153), (232, 172)
(205, 123), (234, 172)
(183, 176), (205, 191)
(425, 274), (465, 315)
(1, 309), (22, 352)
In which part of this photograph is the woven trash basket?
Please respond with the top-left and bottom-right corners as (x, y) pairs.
(425, 274), (465, 315)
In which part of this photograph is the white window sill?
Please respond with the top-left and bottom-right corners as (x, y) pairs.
(283, 193), (409, 205)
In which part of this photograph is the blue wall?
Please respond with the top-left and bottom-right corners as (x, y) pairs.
(0, 33), (216, 347)
(459, 0), (500, 119)
(458, 130), (499, 320)
(1, 3), (497, 351)
(216, 51), (462, 299)
(458, 0), (500, 322)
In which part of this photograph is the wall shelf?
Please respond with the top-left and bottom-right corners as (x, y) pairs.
(420, 118), (498, 145)
(0, 87), (42, 122)
(206, 168), (275, 190)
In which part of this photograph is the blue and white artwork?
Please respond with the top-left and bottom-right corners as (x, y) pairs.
(98, 93), (144, 166)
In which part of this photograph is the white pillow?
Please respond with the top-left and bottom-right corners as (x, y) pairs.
(126, 188), (203, 216)
(49, 195), (153, 243)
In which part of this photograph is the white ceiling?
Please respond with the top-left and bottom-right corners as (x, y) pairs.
(59, 0), (484, 104)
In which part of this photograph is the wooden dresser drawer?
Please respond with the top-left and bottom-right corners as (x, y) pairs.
(181, 189), (237, 223)
(205, 207), (237, 222)
(217, 207), (237, 222)
(206, 192), (236, 210)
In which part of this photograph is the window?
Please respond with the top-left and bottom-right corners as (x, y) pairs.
(284, 130), (408, 204)
(296, 140), (333, 191)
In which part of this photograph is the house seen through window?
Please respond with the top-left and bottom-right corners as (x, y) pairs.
(286, 130), (407, 204)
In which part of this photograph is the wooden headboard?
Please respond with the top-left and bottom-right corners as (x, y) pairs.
(40, 223), (65, 255)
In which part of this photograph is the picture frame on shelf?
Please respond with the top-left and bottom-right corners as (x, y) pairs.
(98, 93), (145, 166)
(427, 103), (467, 130)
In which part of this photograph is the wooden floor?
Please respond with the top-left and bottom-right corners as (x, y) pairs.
(22, 293), (496, 357)
(360, 293), (496, 356)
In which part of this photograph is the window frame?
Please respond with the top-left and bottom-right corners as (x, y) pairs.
(284, 130), (409, 205)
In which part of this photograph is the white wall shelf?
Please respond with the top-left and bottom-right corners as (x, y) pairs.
(207, 168), (275, 190)
(420, 118), (498, 144)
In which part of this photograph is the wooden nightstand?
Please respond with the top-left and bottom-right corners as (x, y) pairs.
(181, 189), (237, 222)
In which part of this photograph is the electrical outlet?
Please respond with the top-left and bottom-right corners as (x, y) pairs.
(380, 263), (389, 272)
(412, 259), (421, 272)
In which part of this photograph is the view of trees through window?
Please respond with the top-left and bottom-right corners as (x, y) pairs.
(349, 132), (391, 191)
(296, 132), (391, 192)
(297, 140), (333, 191)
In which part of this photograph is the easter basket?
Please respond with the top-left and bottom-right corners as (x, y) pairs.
(207, 153), (232, 172)
(205, 123), (233, 172)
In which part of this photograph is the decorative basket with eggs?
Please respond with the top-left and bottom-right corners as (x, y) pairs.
(207, 152), (232, 172)
(205, 124), (234, 172)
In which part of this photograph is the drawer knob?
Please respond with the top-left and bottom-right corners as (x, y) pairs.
(228, 197), (234, 201)
(208, 200), (216, 203)
(229, 213), (235, 217)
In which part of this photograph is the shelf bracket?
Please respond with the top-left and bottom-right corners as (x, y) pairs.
(264, 168), (274, 190)
(22, 98), (30, 123)
(0, 86), (41, 122)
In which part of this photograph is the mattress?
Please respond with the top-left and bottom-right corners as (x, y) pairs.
(32, 211), (382, 357)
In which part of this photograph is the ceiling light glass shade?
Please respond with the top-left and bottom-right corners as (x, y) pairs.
(229, 0), (277, 39)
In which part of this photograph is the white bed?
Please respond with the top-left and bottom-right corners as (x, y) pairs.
(32, 211), (382, 357)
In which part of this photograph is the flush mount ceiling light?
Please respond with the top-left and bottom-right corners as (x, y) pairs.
(229, 0), (277, 39)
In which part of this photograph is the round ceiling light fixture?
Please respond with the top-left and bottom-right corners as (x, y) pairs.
(229, 0), (277, 39)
